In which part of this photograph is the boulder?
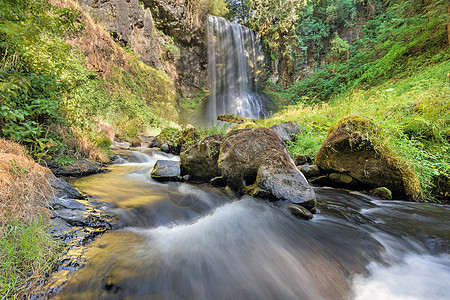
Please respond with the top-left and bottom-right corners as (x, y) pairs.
(131, 136), (158, 148)
(151, 160), (181, 182)
(218, 128), (316, 209)
(180, 134), (224, 181)
(299, 164), (321, 178)
(270, 121), (301, 144)
(315, 116), (420, 200)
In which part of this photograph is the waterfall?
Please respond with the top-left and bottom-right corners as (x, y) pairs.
(205, 15), (266, 124)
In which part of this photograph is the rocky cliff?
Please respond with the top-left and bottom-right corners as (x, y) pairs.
(78, 0), (207, 97)
(78, 0), (163, 68)
(142, 0), (207, 97)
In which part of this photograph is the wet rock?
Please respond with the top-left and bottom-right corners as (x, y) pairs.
(180, 134), (224, 181)
(160, 143), (170, 153)
(315, 116), (420, 200)
(131, 136), (158, 148)
(369, 187), (393, 200)
(299, 164), (321, 178)
(270, 121), (301, 144)
(294, 155), (312, 166)
(288, 205), (314, 220)
(48, 177), (84, 199)
(218, 127), (316, 209)
(49, 159), (105, 178)
(50, 217), (74, 238)
(49, 197), (88, 211)
(151, 160), (181, 181)
(52, 209), (102, 227)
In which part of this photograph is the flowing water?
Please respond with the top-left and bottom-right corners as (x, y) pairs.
(204, 15), (266, 124)
(56, 149), (450, 299)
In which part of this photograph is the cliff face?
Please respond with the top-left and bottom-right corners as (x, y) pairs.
(78, 0), (163, 69)
(78, 0), (207, 97)
(142, 0), (208, 97)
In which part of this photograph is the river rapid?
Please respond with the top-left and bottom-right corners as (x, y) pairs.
(56, 149), (449, 299)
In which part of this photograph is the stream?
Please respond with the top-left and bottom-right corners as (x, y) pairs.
(57, 149), (450, 299)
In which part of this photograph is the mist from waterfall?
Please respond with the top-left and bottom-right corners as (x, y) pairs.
(204, 15), (266, 125)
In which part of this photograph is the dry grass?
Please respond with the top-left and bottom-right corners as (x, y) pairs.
(49, 124), (109, 163)
(0, 139), (53, 231)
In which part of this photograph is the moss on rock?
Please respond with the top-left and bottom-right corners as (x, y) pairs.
(316, 115), (421, 200)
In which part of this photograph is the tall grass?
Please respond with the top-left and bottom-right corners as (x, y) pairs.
(0, 217), (63, 299)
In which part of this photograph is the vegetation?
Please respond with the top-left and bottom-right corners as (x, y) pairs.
(0, 218), (63, 298)
(0, 0), (178, 164)
(253, 61), (449, 202)
(0, 139), (63, 298)
(228, 0), (448, 98)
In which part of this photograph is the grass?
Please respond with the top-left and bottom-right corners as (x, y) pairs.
(254, 60), (449, 201)
(0, 217), (63, 299)
(0, 139), (64, 299)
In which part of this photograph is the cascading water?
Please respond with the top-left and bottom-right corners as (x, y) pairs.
(205, 15), (266, 124)
(44, 148), (450, 299)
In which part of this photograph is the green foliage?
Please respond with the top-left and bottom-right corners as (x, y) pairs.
(286, 132), (323, 158)
(0, 0), (84, 160)
(177, 89), (209, 125)
(0, 217), (63, 299)
(284, 0), (448, 103)
(259, 61), (449, 201)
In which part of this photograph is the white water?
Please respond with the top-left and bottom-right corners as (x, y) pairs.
(61, 150), (450, 299)
(205, 15), (266, 124)
(354, 254), (450, 300)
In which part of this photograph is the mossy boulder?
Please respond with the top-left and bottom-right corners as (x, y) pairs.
(218, 127), (316, 209)
(315, 116), (420, 200)
(180, 134), (224, 181)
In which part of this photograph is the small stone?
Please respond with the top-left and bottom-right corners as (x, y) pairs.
(329, 173), (354, 185)
(161, 143), (170, 153)
(151, 160), (181, 182)
(369, 187), (392, 200)
(288, 205), (313, 220)
(299, 164), (321, 178)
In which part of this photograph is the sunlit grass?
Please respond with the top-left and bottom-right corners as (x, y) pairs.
(256, 61), (449, 200)
(0, 217), (64, 299)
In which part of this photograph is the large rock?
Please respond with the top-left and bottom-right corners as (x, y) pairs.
(151, 160), (181, 181)
(180, 134), (224, 181)
(270, 121), (301, 144)
(315, 116), (420, 200)
(218, 128), (316, 209)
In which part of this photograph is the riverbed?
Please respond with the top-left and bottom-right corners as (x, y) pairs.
(55, 148), (449, 299)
